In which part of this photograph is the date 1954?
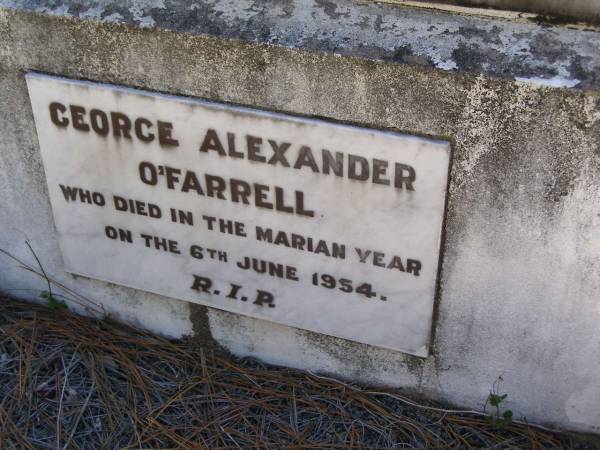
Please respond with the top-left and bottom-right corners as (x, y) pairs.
(190, 274), (276, 308)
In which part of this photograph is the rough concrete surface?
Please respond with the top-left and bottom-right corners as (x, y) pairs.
(2, 0), (600, 88)
(0, 0), (599, 434)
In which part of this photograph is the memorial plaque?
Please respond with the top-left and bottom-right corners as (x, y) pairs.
(26, 73), (450, 357)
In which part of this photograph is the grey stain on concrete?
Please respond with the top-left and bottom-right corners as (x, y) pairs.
(188, 302), (223, 353)
(297, 327), (427, 380)
(2, 0), (600, 88)
(315, 0), (351, 20)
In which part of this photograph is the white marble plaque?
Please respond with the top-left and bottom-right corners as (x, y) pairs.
(26, 73), (450, 357)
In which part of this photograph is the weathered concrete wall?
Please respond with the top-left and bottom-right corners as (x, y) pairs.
(0, 0), (599, 434)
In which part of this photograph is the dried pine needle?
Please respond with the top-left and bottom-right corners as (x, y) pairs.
(0, 297), (595, 449)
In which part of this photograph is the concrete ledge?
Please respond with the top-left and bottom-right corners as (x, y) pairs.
(421, 0), (600, 25)
(1, 0), (600, 89)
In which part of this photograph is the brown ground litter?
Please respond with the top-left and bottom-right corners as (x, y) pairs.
(0, 297), (597, 449)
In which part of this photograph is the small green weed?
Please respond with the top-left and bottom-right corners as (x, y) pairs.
(485, 376), (513, 429)
(40, 290), (68, 310)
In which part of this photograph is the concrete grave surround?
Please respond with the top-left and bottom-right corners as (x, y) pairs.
(0, 0), (599, 434)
